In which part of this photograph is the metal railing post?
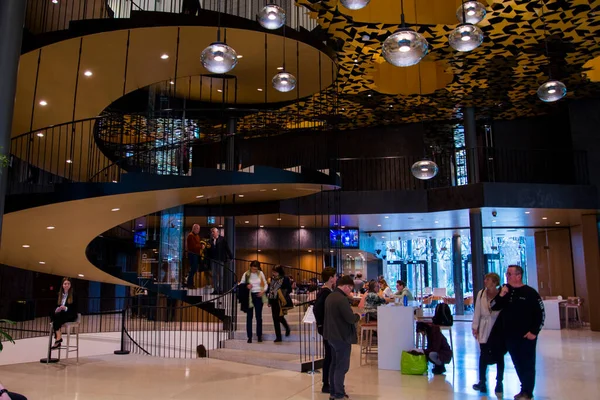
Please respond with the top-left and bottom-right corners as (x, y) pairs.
(114, 307), (131, 355)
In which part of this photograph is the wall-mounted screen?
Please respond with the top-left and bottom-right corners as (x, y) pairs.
(134, 231), (147, 247)
(330, 228), (359, 249)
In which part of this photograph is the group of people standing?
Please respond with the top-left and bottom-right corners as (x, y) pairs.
(185, 224), (232, 294)
(472, 265), (545, 400)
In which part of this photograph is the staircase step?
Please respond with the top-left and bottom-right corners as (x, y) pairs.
(210, 348), (305, 372)
(222, 339), (316, 355)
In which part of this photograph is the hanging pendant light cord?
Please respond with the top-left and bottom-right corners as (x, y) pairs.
(216, 0), (221, 42)
(461, 0), (467, 24)
(283, 25), (287, 71)
(400, 0), (406, 27)
(541, 0), (552, 79)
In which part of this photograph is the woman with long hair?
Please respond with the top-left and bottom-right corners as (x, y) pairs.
(360, 281), (386, 322)
(267, 265), (292, 342)
(472, 272), (506, 394)
(239, 260), (268, 343)
(50, 277), (77, 349)
(379, 279), (393, 298)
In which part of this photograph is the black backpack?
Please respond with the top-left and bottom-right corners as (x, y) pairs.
(432, 303), (453, 327)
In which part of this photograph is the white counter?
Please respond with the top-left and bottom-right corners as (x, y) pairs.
(377, 305), (415, 370)
(542, 300), (563, 330)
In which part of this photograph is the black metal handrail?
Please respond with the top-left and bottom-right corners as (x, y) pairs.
(24, 0), (317, 36)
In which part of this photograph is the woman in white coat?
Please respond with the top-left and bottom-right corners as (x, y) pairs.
(472, 272), (506, 395)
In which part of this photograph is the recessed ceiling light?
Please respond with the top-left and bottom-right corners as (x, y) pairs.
(434, 220), (439, 224)
(39, 261), (46, 264)
(377, 224), (381, 227)
(84, 70), (93, 77)
(138, 224), (143, 227)
(277, 218), (282, 221)
(260, 225), (264, 228)
(78, 274), (85, 278)
(160, 54), (169, 59)
(217, 89), (222, 92)
(257, 88), (263, 91)
(258, 249), (261, 252)
(237, 55), (243, 59)
(308, 250), (312, 253)
(542, 217), (548, 220)
(46, 226), (55, 230)
(218, 224), (223, 227)
(381, 236), (385, 238)
(52, 0), (58, 3)
(39, 100), (47, 106)
(112, 180), (117, 183)
(368, 94), (372, 97)
(37, 132), (44, 137)
(244, 221), (249, 224)
(239, 194), (245, 198)
(389, 105), (393, 108)
(384, 216), (389, 219)
(525, 211), (530, 214)
(259, 189), (267, 192)
(330, 250), (334, 253)
(66, 159), (73, 164)
(300, 225), (305, 228)
(169, 81), (175, 85)
(555, 221), (561, 225)
(22, 245), (30, 248)
(492, 220), (496, 223)
(272, 188), (278, 191)
(196, 195), (204, 198)
(111, 208), (120, 212)
(341, 226), (345, 228)
(277, 66), (284, 70)
(354, 59), (358, 63)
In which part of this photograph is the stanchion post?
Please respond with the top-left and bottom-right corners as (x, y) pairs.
(114, 307), (131, 355)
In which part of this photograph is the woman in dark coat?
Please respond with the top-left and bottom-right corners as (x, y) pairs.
(417, 321), (453, 374)
(267, 265), (293, 342)
(50, 277), (78, 349)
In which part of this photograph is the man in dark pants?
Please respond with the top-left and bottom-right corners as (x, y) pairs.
(491, 265), (544, 400)
(206, 227), (233, 294)
(323, 275), (360, 400)
(313, 267), (337, 394)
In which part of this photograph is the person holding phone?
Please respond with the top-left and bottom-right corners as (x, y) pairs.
(491, 265), (544, 400)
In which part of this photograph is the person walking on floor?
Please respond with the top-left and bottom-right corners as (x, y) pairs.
(313, 267), (337, 395)
(472, 272), (506, 395)
(206, 226), (233, 294)
(324, 275), (360, 400)
(50, 277), (78, 349)
(491, 265), (545, 400)
(239, 260), (268, 343)
(267, 265), (292, 342)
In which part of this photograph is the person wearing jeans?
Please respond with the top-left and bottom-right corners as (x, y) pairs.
(491, 265), (544, 400)
(313, 267), (337, 394)
(239, 260), (267, 343)
(323, 275), (360, 400)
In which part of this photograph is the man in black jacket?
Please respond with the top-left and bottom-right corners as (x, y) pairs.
(324, 275), (360, 400)
(491, 265), (544, 400)
(206, 227), (233, 294)
(313, 267), (337, 394)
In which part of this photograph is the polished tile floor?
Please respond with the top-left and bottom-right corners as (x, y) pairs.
(1, 322), (599, 400)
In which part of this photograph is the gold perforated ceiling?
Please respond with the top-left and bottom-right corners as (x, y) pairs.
(271, 0), (600, 129)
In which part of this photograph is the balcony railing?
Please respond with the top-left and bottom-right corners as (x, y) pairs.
(25, 0), (317, 36)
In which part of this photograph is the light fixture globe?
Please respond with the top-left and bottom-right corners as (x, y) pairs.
(457, 1), (486, 24)
(382, 28), (429, 67)
(448, 24), (484, 52)
(201, 42), (238, 74)
(537, 80), (567, 102)
(258, 4), (286, 30)
(340, 0), (371, 11)
(411, 160), (439, 180)
(272, 72), (297, 92)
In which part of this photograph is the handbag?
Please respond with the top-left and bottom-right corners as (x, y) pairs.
(401, 350), (428, 375)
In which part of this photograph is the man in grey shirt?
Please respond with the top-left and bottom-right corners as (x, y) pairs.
(324, 275), (360, 400)
(353, 272), (366, 293)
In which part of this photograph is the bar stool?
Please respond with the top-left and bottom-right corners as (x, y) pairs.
(563, 297), (584, 329)
(61, 313), (82, 362)
(360, 322), (378, 366)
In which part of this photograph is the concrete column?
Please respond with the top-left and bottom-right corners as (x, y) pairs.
(469, 209), (485, 296)
(464, 106), (479, 184)
(225, 117), (236, 287)
(580, 215), (600, 331)
(0, 0), (27, 241)
(452, 233), (465, 315)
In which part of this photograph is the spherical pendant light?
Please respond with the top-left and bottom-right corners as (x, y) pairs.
(457, 1), (486, 24)
(382, 28), (429, 67)
(448, 24), (484, 52)
(272, 72), (297, 92)
(258, 4), (286, 30)
(340, 0), (371, 11)
(201, 42), (238, 74)
(537, 80), (567, 102)
(411, 160), (438, 180)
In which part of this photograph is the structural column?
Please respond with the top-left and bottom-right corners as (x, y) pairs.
(469, 209), (485, 296)
(464, 106), (479, 184)
(0, 0), (27, 241)
(580, 215), (600, 331)
(224, 116), (236, 289)
(452, 233), (465, 315)
(430, 238), (438, 288)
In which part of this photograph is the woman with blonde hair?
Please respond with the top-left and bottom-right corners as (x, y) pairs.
(50, 277), (78, 349)
(378, 278), (393, 298)
(472, 272), (506, 394)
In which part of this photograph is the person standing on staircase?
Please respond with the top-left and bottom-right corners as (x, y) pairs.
(324, 275), (360, 400)
(313, 267), (337, 395)
(239, 260), (268, 343)
(185, 224), (204, 289)
(267, 265), (292, 342)
(207, 226), (233, 294)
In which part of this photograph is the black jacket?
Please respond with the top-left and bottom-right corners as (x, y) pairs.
(314, 286), (333, 336)
(491, 284), (545, 337)
(206, 236), (233, 262)
(323, 288), (359, 344)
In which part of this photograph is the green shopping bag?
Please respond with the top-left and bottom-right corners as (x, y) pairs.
(400, 350), (427, 375)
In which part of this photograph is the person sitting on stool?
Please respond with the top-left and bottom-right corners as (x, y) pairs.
(416, 321), (453, 374)
(50, 277), (78, 349)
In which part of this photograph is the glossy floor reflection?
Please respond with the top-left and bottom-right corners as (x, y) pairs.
(1, 322), (599, 400)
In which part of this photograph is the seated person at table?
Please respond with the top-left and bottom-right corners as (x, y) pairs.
(378, 279), (393, 298)
(395, 280), (414, 301)
(360, 281), (387, 321)
(416, 321), (453, 375)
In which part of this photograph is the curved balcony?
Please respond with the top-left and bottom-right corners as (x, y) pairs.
(24, 0), (317, 36)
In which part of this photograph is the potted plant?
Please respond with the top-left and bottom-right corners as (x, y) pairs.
(0, 320), (15, 351)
